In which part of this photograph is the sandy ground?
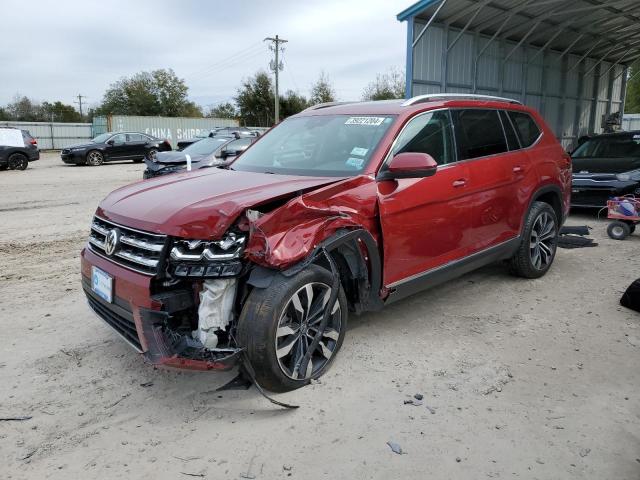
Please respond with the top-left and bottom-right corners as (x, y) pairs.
(1, 152), (639, 480)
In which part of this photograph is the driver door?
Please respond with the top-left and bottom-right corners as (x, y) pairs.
(377, 109), (473, 288)
(106, 133), (128, 159)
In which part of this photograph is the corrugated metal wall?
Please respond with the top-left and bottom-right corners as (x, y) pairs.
(94, 115), (239, 148)
(0, 121), (92, 149)
(622, 114), (640, 131)
(410, 21), (627, 149)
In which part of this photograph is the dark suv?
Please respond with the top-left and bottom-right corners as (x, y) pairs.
(571, 131), (640, 207)
(61, 132), (171, 166)
(81, 94), (570, 393)
(0, 128), (39, 170)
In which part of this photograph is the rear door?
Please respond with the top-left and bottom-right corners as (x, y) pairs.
(450, 109), (521, 251)
(377, 109), (473, 287)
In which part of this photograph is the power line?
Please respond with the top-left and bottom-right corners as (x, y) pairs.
(264, 35), (288, 124)
(183, 42), (264, 78)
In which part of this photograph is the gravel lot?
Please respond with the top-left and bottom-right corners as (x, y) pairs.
(1, 152), (639, 479)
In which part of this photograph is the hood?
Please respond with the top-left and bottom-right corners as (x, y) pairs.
(98, 168), (342, 239)
(153, 151), (209, 165)
(572, 156), (640, 175)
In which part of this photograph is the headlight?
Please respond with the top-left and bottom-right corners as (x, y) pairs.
(616, 169), (640, 182)
(168, 231), (245, 278)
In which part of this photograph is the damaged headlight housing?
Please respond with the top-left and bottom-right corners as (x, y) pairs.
(168, 231), (245, 278)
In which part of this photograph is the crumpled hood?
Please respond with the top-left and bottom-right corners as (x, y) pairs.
(153, 151), (208, 165)
(97, 168), (341, 239)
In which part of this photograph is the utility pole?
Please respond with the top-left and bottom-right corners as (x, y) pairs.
(74, 94), (86, 119)
(264, 35), (287, 125)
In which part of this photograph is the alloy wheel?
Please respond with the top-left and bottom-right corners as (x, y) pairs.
(275, 282), (342, 380)
(87, 151), (103, 166)
(530, 211), (556, 270)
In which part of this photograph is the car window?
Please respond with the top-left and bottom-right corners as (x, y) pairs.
(392, 110), (455, 165)
(225, 138), (253, 151)
(232, 115), (396, 177)
(452, 109), (508, 160)
(508, 111), (541, 148)
(129, 134), (146, 142)
(597, 135), (640, 158)
(499, 110), (521, 150)
(183, 137), (230, 155)
(111, 134), (126, 144)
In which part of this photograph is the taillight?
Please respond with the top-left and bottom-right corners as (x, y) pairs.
(30, 138), (37, 145)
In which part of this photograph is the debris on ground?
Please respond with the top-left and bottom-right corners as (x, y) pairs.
(0, 416), (32, 421)
(579, 448), (591, 457)
(140, 381), (154, 388)
(414, 393), (424, 400)
(425, 406), (436, 415)
(403, 399), (423, 406)
(387, 441), (405, 455)
(558, 226), (598, 249)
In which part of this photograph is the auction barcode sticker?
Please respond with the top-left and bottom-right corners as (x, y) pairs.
(345, 117), (385, 126)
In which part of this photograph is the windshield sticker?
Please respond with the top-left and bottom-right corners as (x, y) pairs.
(350, 147), (369, 156)
(345, 117), (385, 126)
(346, 157), (365, 168)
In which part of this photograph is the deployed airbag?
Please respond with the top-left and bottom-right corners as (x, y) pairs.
(193, 278), (237, 349)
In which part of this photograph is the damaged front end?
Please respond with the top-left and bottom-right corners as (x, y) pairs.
(137, 231), (249, 371)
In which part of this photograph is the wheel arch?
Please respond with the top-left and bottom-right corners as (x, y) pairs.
(524, 185), (564, 233)
(246, 228), (384, 314)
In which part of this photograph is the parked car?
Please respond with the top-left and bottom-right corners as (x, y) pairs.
(571, 131), (640, 208)
(176, 128), (260, 150)
(81, 95), (570, 393)
(0, 127), (39, 170)
(61, 132), (171, 166)
(144, 135), (256, 178)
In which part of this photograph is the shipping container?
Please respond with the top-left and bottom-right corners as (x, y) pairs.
(93, 115), (240, 148)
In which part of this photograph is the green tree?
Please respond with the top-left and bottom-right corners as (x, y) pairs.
(280, 90), (309, 118)
(309, 71), (336, 105)
(235, 71), (275, 127)
(40, 101), (83, 122)
(208, 102), (238, 119)
(362, 68), (405, 101)
(0, 107), (8, 121)
(97, 69), (202, 117)
(625, 62), (640, 114)
(6, 95), (41, 121)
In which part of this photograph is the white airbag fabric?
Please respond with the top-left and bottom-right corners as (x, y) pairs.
(193, 279), (236, 349)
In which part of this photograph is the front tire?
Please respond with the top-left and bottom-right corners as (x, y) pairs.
(8, 153), (28, 170)
(86, 150), (104, 166)
(237, 264), (347, 393)
(510, 201), (558, 279)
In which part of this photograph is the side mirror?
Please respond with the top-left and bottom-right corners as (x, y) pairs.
(377, 152), (438, 181)
(106, 139), (115, 145)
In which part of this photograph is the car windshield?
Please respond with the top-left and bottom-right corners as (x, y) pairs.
(231, 115), (396, 176)
(183, 137), (230, 155)
(92, 133), (112, 143)
(572, 134), (640, 158)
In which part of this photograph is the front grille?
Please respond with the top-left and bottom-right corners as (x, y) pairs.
(86, 291), (142, 351)
(88, 216), (167, 275)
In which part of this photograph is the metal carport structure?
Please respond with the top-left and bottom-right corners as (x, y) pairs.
(397, 0), (640, 148)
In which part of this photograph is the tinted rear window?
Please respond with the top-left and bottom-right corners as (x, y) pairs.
(508, 111), (541, 147)
(499, 110), (520, 150)
(452, 109), (508, 160)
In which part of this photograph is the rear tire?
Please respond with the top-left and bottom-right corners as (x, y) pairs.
(607, 221), (630, 240)
(510, 201), (558, 279)
(8, 153), (28, 170)
(237, 264), (347, 393)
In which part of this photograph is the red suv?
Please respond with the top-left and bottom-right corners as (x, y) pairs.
(81, 94), (571, 392)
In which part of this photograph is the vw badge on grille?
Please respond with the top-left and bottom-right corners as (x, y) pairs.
(104, 228), (121, 256)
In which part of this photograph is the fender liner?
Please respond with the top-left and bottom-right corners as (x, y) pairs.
(247, 228), (384, 313)
(523, 184), (564, 234)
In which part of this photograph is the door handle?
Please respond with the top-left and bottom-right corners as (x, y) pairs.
(513, 166), (523, 173)
(452, 179), (467, 187)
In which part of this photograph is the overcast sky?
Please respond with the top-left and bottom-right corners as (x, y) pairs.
(1, 0), (408, 111)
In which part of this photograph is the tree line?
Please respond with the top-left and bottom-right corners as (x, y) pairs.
(0, 67), (405, 126)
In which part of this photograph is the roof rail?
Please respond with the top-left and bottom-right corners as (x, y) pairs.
(401, 93), (522, 106)
(304, 101), (356, 111)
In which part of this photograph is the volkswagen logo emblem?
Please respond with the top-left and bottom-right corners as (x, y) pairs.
(104, 228), (121, 256)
